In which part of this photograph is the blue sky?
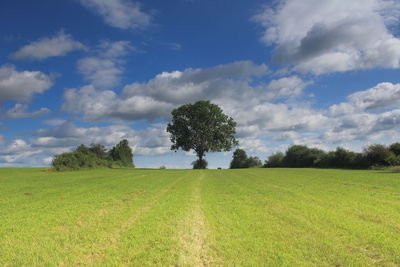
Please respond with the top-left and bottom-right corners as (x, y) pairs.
(1, 0), (400, 168)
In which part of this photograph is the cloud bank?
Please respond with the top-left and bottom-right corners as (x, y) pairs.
(253, 0), (400, 74)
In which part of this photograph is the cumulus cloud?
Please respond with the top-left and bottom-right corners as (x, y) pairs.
(65, 61), (275, 121)
(253, 0), (400, 74)
(32, 122), (168, 154)
(0, 65), (53, 102)
(10, 31), (86, 61)
(0, 139), (42, 166)
(2, 103), (50, 119)
(79, 0), (151, 30)
(77, 40), (133, 88)
(330, 82), (400, 115)
(0, 121), (172, 166)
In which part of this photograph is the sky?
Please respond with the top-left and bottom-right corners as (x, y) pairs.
(1, 0), (400, 169)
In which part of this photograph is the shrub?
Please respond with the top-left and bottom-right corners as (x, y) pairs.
(386, 153), (400, 166)
(52, 152), (80, 171)
(52, 140), (135, 171)
(192, 159), (208, 169)
(109, 139), (134, 167)
(246, 156), (262, 168)
(265, 152), (285, 167)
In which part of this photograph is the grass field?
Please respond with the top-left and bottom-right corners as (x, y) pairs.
(0, 168), (399, 266)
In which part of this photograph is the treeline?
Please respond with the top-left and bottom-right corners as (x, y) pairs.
(52, 139), (134, 171)
(230, 149), (263, 168)
(264, 143), (400, 169)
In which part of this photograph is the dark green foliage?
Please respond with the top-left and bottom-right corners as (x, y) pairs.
(386, 153), (400, 166)
(89, 144), (108, 159)
(230, 148), (262, 168)
(264, 143), (400, 169)
(389, 143), (400, 156)
(52, 140), (134, 171)
(230, 149), (248, 168)
(363, 144), (391, 167)
(52, 152), (80, 171)
(109, 139), (134, 167)
(264, 152), (284, 167)
(246, 156), (262, 168)
(316, 147), (362, 169)
(167, 100), (238, 169)
(284, 145), (326, 168)
(192, 159), (208, 169)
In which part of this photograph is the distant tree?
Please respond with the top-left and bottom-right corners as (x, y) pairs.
(167, 100), (238, 169)
(89, 144), (107, 159)
(386, 153), (400, 166)
(159, 165), (166, 169)
(246, 156), (262, 168)
(230, 148), (248, 169)
(389, 143), (400, 156)
(192, 159), (208, 169)
(363, 144), (391, 167)
(109, 139), (134, 167)
(264, 152), (284, 167)
(52, 152), (80, 171)
(283, 145), (323, 167)
(76, 144), (90, 154)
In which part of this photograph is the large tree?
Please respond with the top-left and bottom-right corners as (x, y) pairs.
(109, 139), (134, 167)
(167, 100), (238, 169)
(230, 148), (248, 169)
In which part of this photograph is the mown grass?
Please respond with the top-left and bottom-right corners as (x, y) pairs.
(0, 168), (399, 266)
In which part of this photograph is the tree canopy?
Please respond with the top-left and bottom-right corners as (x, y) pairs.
(167, 100), (238, 169)
(52, 139), (134, 171)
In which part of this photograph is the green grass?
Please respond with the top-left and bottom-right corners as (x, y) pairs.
(0, 168), (399, 266)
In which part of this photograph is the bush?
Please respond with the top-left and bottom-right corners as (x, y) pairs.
(246, 156), (262, 168)
(109, 139), (134, 167)
(52, 140), (135, 171)
(192, 159), (208, 169)
(265, 152), (284, 167)
(52, 152), (80, 171)
(386, 153), (400, 166)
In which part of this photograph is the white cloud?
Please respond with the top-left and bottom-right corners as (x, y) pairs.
(79, 0), (151, 30)
(330, 82), (400, 115)
(253, 0), (400, 74)
(77, 40), (132, 88)
(31, 121), (170, 156)
(10, 31), (86, 61)
(0, 121), (172, 167)
(0, 139), (42, 165)
(0, 65), (53, 102)
(65, 61), (273, 121)
(2, 103), (50, 119)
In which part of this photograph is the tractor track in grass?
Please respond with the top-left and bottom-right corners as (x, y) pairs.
(77, 173), (188, 265)
(177, 172), (213, 266)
